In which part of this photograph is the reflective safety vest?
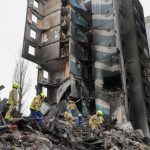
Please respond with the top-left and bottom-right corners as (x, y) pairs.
(64, 112), (73, 123)
(67, 103), (76, 110)
(30, 95), (42, 111)
(89, 114), (104, 129)
(8, 89), (18, 106)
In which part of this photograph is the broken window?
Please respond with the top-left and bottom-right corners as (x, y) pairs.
(110, 53), (119, 66)
(43, 87), (48, 97)
(30, 30), (36, 39)
(103, 75), (122, 92)
(28, 46), (35, 55)
(43, 71), (49, 79)
(32, 14), (38, 24)
(33, 0), (39, 8)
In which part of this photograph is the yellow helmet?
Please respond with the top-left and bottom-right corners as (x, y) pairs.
(40, 92), (46, 98)
(96, 110), (103, 116)
(13, 82), (19, 89)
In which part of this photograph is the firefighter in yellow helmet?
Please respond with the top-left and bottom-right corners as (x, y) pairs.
(67, 96), (77, 116)
(89, 110), (104, 137)
(5, 82), (19, 121)
(64, 111), (73, 123)
(30, 92), (46, 127)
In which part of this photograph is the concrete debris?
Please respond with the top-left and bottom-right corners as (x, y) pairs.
(0, 116), (150, 150)
(0, 98), (150, 149)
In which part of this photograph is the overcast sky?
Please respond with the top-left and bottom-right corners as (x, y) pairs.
(0, 0), (149, 114)
(139, 0), (150, 16)
(0, 0), (37, 115)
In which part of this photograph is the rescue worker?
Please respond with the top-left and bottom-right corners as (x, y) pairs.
(30, 92), (46, 127)
(64, 111), (73, 123)
(67, 98), (77, 116)
(76, 114), (84, 127)
(5, 82), (19, 121)
(89, 110), (104, 137)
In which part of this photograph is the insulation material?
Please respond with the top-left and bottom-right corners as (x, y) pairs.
(65, 62), (70, 78)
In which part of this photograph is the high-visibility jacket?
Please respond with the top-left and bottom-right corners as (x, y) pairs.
(89, 114), (104, 130)
(67, 103), (77, 110)
(4, 105), (15, 121)
(8, 89), (18, 106)
(30, 95), (42, 111)
(64, 112), (73, 123)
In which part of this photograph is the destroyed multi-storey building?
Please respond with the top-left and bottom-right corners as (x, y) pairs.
(22, 0), (150, 136)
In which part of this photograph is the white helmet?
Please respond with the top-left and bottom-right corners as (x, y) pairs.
(78, 114), (82, 117)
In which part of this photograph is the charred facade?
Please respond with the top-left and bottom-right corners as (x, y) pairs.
(22, 0), (150, 136)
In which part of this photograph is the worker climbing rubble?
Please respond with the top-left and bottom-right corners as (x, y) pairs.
(1, 97), (150, 149)
(67, 96), (78, 116)
(4, 82), (19, 122)
(89, 110), (104, 137)
(30, 92), (46, 127)
(76, 113), (84, 127)
(64, 111), (73, 124)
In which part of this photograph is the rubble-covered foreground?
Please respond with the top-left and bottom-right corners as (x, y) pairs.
(0, 118), (150, 150)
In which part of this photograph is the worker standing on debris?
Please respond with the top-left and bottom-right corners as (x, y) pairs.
(30, 92), (46, 127)
(89, 110), (104, 137)
(76, 114), (84, 127)
(4, 82), (19, 121)
(64, 111), (73, 123)
(67, 97), (77, 116)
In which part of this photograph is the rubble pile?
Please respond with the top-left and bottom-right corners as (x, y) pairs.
(0, 98), (150, 150)
(0, 117), (150, 150)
